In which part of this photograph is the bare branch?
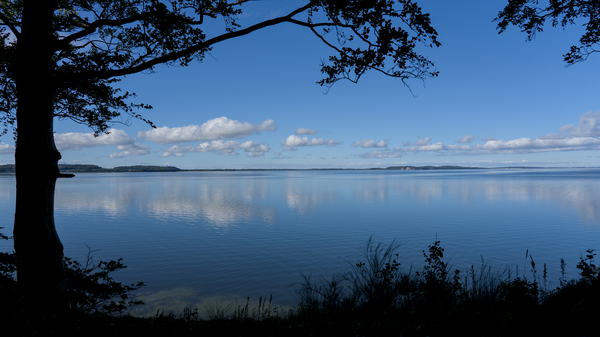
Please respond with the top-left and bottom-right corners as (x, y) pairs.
(309, 26), (342, 54)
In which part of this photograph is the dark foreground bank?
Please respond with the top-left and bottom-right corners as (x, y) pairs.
(1, 235), (598, 336)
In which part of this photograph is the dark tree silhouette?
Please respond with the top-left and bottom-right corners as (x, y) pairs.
(0, 0), (440, 310)
(495, 0), (600, 65)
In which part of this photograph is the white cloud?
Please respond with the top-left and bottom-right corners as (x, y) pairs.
(404, 142), (446, 152)
(352, 112), (600, 160)
(109, 144), (152, 158)
(446, 144), (474, 151)
(138, 117), (276, 144)
(414, 136), (431, 146)
(355, 149), (403, 158)
(294, 128), (318, 135)
(455, 137), (600, 154)
(456, 135), (474, 144)
(402, 141), (412, 146)
(53, 129), (150, 158)
(54, 129), (135, 150)
(352, 139), (389, 148)
(0, 143), (15, 155)
(281, 135), (340, 148)
(161, 140), (270, 157)
(559, 111), (600, 137)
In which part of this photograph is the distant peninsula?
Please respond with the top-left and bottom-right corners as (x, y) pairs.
(0, 164), (182, 173)
(0, 164), (495, 173)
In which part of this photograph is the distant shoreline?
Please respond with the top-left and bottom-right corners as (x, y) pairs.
(0, 164), (593, 173)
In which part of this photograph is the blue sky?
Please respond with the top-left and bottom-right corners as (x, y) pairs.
(1, 0), (600, 169)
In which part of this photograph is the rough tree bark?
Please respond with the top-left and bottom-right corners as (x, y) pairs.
(13, 0), (66, 309)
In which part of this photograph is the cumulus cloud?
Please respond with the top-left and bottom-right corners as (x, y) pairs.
(446, 144), (474, 151)
(161, 140), (270, 157)
(453, 137), (600, 154)
(559, 111), (600, 137)
(355, 149), (403, 158)
(402, 141), (412, 146)
(352, 139), (389, 148)
(54, 129), (135, 150)
(450, 112), (600, 154)
(404, 142), (446, 152)
(281, 135), (340, 149)
(0, 143), (15, 155)
(354, 112), (600, 159)
(109, 144), (152, 158)
(53, 129), (150, 157)
(414, 136), (431, 146)
(294, 128), (318, 135)
(138, 117), (276, 144)
(457, 135), (474, 144)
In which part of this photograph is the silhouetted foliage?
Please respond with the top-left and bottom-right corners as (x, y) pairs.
(2, 230), (599, 336)
(293, 238), (597, 336)
(0, 0), (441, 137)
(1, 0), (442, 309)
(0, 229), (144, 316)
(496, 0), (600, 64)
(63, 248), (145, 315)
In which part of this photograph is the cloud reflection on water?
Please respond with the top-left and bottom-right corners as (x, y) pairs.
(51, 170), (600, 227)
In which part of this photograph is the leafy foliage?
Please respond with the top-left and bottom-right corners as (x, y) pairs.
(495, 0), (600, 64)
(0, 232), (144, 316)
(576, 248), (598, 282)
(63, 248), (145, 315)
(0, 0), (440, 136)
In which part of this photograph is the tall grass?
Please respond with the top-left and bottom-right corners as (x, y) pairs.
(1, 227), (598, 336)
(293, 236), (598, 336)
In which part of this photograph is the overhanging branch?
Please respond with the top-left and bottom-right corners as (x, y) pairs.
(72, 2), (314, 80)
(59, 11), (158, 46)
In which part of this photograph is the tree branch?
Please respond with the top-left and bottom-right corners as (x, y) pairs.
(72, 2), (314, 80)
(0, 12), (20, 38)
(287, 18), (357, 30)
(308, 26), (342, 54)
(59, 11), (157, 46)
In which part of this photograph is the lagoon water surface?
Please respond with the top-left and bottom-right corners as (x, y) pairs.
(1, 169), (599, 314)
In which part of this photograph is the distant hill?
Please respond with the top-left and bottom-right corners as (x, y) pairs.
(385, 165), (483, 170)
(0, 164), (500, 174)
(0, 164), (182, 173)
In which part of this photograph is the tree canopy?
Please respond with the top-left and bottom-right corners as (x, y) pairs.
(495, 0), (600, 65)
(0, 0), (442, 310)
(0, 0), (441, 138)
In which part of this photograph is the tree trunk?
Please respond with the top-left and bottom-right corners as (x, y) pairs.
(13, 0), (65, 311)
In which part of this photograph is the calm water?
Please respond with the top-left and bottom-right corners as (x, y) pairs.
(1, 169), (599, 314)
